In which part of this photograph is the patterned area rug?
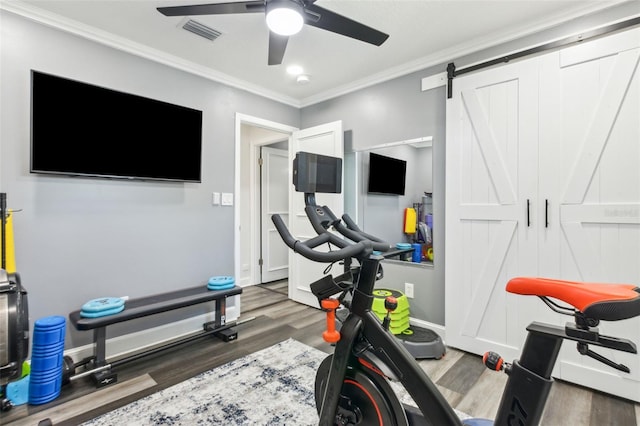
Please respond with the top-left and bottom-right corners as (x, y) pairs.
(83, 339), (327, 425)
(82, 338), (469, 425)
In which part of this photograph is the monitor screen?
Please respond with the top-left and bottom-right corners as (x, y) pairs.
(293, 152), (342, 193)
(30, 70), (203, 182)
(367, 152), (406, 195)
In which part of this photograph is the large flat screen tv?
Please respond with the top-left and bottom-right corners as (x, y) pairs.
(30, 70), (203, 182)
(367, 152), (406, 195)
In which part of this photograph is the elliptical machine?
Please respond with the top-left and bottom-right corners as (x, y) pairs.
(0, 193), (29, 411)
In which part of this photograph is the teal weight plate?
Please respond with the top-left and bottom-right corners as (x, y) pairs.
(208, 276), (235, 286)
(81, 297), (125, 313)
(80, 305), (125, 318)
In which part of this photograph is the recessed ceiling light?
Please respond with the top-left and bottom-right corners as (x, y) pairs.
(286, 65), (304, 75)
(296, 74), (310, 84)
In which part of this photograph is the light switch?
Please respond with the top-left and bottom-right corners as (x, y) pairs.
(221, 193), (234, 206)
(212, 192), (220, 205)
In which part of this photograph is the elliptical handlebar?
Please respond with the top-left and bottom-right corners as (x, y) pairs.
(271, 214), (373, 263)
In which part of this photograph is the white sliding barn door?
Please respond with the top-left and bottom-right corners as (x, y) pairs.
(445, 60), (541, 360)
(446, 27), (640, 401)
(540, 30), (640, 401)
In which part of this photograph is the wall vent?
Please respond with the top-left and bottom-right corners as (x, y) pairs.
(182, 19), (222, 41)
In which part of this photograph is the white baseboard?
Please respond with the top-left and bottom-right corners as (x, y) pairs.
(63, 305), (240, 364)
(237, 276), (252, 287)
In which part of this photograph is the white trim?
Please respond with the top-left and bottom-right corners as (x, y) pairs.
(2, 0), (631, 108)
(353, 136), (433, 152)
(297, 2), (632, 107)
(234, 114), (297, 291)
(449, 11), (640, 77)
(1, 1), (300, 108)
(421, 72), (447, 91)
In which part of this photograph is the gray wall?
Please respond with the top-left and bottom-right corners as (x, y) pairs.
(1, 1), (635, 347)
(301, 75), (447, 324)
(301, 1), (639, 326)
(0, 11), (299, 348)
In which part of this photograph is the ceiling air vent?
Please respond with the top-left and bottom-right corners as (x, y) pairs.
(182, 19), (222, 41)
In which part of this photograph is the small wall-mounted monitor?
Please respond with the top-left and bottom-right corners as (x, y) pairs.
(293, 152), (342, 193)
(367, 152), (406, 195)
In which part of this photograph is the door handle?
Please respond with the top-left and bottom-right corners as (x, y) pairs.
(545, 199), (549, 228)
(526, 199), (531, 227)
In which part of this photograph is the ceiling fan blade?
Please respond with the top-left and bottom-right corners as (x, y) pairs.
(157, 1), (265, 17)
(268, 32), (289, 66)
(303, 4), (388, 46)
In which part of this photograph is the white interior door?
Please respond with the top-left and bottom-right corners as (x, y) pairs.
(540, 29), (640, 402)
(446, 27), (640, 401)
(445, 59), (541, 360)
(260, 146), (289, 283)
(288, 121), (344, 307)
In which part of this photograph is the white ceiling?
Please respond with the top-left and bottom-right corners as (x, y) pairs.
(2, 0), (631, 106)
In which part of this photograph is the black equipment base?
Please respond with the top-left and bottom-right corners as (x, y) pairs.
(396, 325), (446, 360)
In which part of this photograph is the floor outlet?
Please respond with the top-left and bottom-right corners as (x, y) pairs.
(405, 282), (414, 298)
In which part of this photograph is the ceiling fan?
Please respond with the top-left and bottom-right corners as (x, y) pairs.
(157, 0), (389, 66)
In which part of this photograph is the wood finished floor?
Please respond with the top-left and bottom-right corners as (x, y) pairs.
(4, 280), (639, 425)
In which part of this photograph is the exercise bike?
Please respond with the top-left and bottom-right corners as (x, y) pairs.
(272, 151), (640, 426)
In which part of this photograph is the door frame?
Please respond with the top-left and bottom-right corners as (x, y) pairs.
(234, 113), (298, 288)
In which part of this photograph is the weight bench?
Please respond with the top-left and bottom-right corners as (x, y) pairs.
(69, 284), (242, 387)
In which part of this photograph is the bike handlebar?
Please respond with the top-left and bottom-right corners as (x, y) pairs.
(339, 214), (393, 252)
(272, 214), (373, 263)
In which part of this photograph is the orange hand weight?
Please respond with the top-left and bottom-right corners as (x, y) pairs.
(321, 298), (341, 343)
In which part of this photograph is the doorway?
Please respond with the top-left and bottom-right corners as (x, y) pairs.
(234, 114), (297, 288)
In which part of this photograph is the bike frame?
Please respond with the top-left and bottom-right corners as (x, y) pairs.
(317, 254), (637, 426)
(318, 255), (462, 425)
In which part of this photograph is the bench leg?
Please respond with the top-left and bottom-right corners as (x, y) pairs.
(213, 296), (237, 342)
(94, 328), (107, 366)
(92, 327), (118, 387)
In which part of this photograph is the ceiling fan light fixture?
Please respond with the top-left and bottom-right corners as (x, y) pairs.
(266, 1), (304, 36)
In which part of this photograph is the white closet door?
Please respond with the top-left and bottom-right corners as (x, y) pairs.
(446, 27), (640, 401)
(541, 29), (640, 401)
(445, 59), (541, 360)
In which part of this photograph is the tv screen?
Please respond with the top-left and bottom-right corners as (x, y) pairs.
(367, 152), (406, 195)
(293, 152), (342, 193)
(30, 70), (203, 182)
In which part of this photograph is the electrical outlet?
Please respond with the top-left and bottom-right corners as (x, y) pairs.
(405, 282), (414, 298)
(212, 192), (220, 205)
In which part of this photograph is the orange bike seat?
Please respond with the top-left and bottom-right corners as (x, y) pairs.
(507, 277), (640, 321)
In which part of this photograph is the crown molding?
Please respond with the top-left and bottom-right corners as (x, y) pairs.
(2, 0), (633, 109)
(0, 0), (302, 108)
